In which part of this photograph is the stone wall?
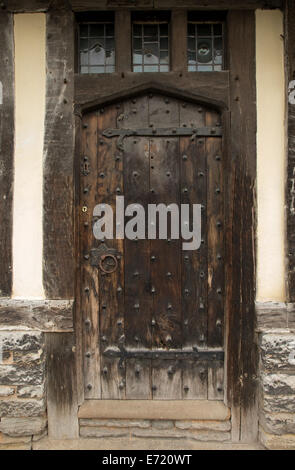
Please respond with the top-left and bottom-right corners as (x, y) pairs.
(79, 418), (232, 442)
(258, 331), (295, 449)
(0, 330), (47, 449)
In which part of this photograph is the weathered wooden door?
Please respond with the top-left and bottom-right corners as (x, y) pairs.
(79, 92), (224, 400)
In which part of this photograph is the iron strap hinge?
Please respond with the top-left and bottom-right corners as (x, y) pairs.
(103, 346), (224, 362)
(102, 126), (222, 151)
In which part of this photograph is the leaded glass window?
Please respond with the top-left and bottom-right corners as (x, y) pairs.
(187, 22), (224, 72)
(79, 22), (115, 74)
(132, 22), (170, 72)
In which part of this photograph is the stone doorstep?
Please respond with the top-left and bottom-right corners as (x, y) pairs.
(78, 400), (230, 421)
(32, 437), (264, 451)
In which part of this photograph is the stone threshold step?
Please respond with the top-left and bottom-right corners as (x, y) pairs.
(78, 400), (230, 421)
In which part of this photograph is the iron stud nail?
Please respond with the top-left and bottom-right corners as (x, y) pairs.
(184, 386), (189, 392)
(217, 386), (223, 393)
(216, 319), (222, 327)
(211, 128), (216, 135)
(151, 319), (156, 326)
(184, 319), (188, 326)
(200, 271), (205, 278)
(100, 108), (105, 114)
(87, 384), (92, 390)
(198, 107), (203, 113)
(85, 352), (91, 358)
(116, 187), (121, 194)
(84, 254), (90, 260)
(217, 288), (222, 295)
(102, 305), (107, 310)
(182, 103), (187, 108)
(200, 302), (205, 309)
(115, 155), (121, 161)
(133, 271), (139, 277)
(119, 382), (125, 390)
(184, 255), (189, 261)
(151, 255), (156, 261)
(216, 155), (221, 161)
(152, 385), (157, 391)
(102, 336), (107, 342)
(84, 222), (89, 227)
(172, 128), (177, 134)
(167, 303), (172, 310)
(217, 254), (222, 260)
(182, 155), (188, 161)
(117, 286), (122, 293)
(83, 123), (88, 129)
(117, 320), (123, 326)
(201, 239), (205, 244)
(151, 287), (156, 294)
(134, 303), (140, 309)
(103, 367), (108, 375)
(199, 171), (204, 177)
(83, 187), (89, 194)
(84, 287), (90, 293)
(166, 272), (172, 277)
(166, 335), (172, 343)
(132, 98), (137, 104)
(183, 187), (188, 193)
(134, 336), (139, 342)
(168, 366), (174, 376)
(99, 172), (105, 178)
(165, 98), (170, 104)
(85, 319), (91, 326)
(217, 221), (222, 228)
(133, 171), (138, 177)
(99, 140), (104, 145)
(166, 171), (171, 177)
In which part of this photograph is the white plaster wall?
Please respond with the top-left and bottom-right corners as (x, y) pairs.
(256, 10), (286, 302)
(13, 14), (45, 299)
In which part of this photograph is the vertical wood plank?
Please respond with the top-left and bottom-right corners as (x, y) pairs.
(115, 10), (132, 74)
(81, 112), (101, 398)
(43, 5), (75, 298)
(227, 10), (258, 442)
(0, 11), (14, 297)
(286, 0), (295, 301)
(46, 332), (79, 439)
(171, 10), (187, 73)
(98, 104), (125, 399)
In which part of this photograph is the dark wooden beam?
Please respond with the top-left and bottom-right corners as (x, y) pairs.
(4, 0), (283, 12)
(46, 333), (79, 438)
(226, 10), (258, 443)
(75, 72), (229, 108)
(171, 10), (187, 73)
(286, 0), (295, 302)
(115, 10), (132, 74)
(43, 3), (76, 299)
(0, 11), (14, 298)
(0, 299), (74, 331)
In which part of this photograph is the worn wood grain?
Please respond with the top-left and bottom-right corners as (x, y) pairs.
(226, 10), (258, 443)
(46, 332), (79, 439)
(171, 10), (187, 73)
(0, 11), (14, 297)
(4, 0), (283, 11)
(80, 112), (101, 399)
(0, 298), (74, 331)
(286, 1), (295, 302)
(75, 73), (229, 110)
(43, 5), (75, 299)
(98, 104), (125, 399)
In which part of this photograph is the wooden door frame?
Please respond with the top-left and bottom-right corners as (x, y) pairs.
(36, 4), (257, 441)
(74, 9), (258, 437)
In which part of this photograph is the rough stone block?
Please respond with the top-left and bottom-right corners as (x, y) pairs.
(0, 331), (43, 353)
(152, 420), (174, 430)
(80, 427), (129, 438)
(260, 428), (295, 450)
(0, 363), (45, 386)
(262, 373), (295, 396)
(17, 385), (44, 399)
(131, 428), (231, 442)
(263, 394), (295, 413)
(0, 386), (15, 397)
(175, 420), (231, 432)
(0, 416), (47, 437)
(79, 419), (150, 429)
(0, 399), (46, 417)
(259, 412), (295, 435)
(260, 334), (295, 371)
